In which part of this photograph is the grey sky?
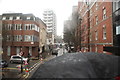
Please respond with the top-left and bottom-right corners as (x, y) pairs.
(0, 0), (78, 36)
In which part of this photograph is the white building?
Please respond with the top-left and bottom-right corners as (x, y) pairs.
(43, 9), (57, 45)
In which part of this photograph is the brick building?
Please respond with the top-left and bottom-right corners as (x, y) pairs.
(77, 0), (113, 54)
(104, 1), (120, 55)
(1, 13), (46, 60)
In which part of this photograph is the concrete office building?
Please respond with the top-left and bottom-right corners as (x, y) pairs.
(43, 9), (57, 45)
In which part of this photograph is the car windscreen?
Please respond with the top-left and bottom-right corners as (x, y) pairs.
(12, 56), (21, 58)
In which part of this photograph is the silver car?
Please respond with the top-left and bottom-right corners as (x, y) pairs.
(10, 55), (28, 63)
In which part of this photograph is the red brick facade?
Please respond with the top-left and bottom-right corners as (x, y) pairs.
(2, 13), (41, 60)
(77, 1), (113, 54)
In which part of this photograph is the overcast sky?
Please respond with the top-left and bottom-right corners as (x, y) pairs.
(0, 0), (78, 36)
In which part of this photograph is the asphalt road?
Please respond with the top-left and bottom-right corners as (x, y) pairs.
(30, 52), (120, 79)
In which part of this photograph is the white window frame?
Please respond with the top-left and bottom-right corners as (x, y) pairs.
(95, 31), (98, 40)
(96, 2), (98, 10)
(96, 16), (98, 25)
(18, 35), (22, 41)
(2, 17), (6, 20)
(24, 35), (33, 42)
(9, 16), (13, 20)
(8, 24), (12, 30)
(27, 17), (31, 20)
(116, 25), (120, 35)
(16, 16), (20, 20)
(103, 7), (106, 20)
(103, 25), (107, 40)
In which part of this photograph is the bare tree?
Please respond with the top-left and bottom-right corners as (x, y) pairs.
(63, 8), (79, 51)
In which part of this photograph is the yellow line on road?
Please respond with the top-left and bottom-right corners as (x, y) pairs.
(0, 68), (26, 71)
(0, 68), (18, 70)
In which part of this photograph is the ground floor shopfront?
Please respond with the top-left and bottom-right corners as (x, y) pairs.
(2, 42), (39, 60)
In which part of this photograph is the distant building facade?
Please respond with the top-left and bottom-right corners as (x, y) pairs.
(43, 9), (57, 45)
(1, 13), (46, 59)
(36, 17), (47, 53)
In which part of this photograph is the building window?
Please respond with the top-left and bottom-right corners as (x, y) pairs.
(14, 35), (22, 41)
(25, 24), (31, 30)
(14, 24), (22, 30)
(37, 26), (39, 32)
(24, 35), (33, 42)
(34, 17), (36, 21)
(27, 17), (31, 20)
(7, 46), (11, 56)
(24, 24), (39, 31)
(35, 25), (37, 31)
(113, 1), (120, 12)
(24, 24), (39, 32)
(32, 24), (35, 30)
(116, 25), (120, 35)
(9, 16), (13, 20)
(96, 16), (98, 25)
(16, 16), (21, 20)
(95, 31), (98, 40)
(96, 2), (98, 10)
(103, 25), (107, 40)
(6, 35), (12, 41)
(8, 24), (12, 30)
(2, 17), (6, 20)
(95, 45), (97, 52)
(103, 8), (106, 20)
(90, 33), (92, 41)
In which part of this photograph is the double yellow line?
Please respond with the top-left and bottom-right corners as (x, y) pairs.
(0, 68), (18, 70)
(0, 68), (27, 71)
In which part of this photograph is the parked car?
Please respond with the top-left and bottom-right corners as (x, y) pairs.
(10, 55), (28, 64)
(0, 60), (8, 68)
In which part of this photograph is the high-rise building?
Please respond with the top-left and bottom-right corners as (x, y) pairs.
(43, 9), (57, 44)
